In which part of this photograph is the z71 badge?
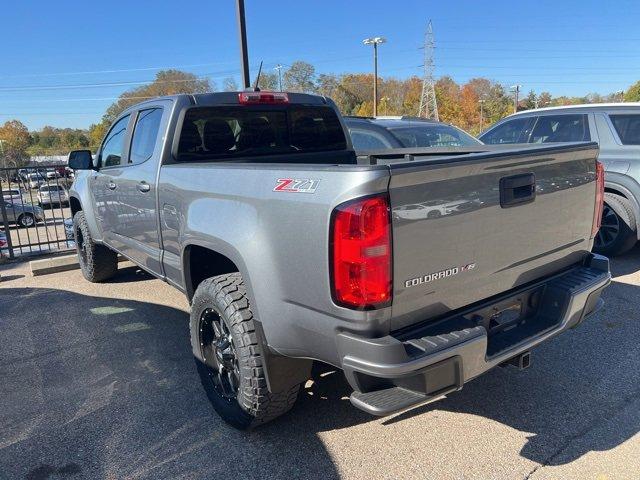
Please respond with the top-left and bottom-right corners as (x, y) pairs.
(273, 178), (320, 194)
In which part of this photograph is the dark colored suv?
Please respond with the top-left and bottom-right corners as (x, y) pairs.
(344, 116), (482, 150)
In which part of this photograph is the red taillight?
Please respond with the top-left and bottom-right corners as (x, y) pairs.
(238, 91), (289, 104)
(591, 160), (605, 238)
(330, 195), (392, 310)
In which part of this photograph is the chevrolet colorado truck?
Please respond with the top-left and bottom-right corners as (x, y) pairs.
(67, 91), (611, 429)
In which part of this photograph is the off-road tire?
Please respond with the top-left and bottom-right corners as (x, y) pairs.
(594, 193), (637, 257)
(73, 211), (118, 282)
(191, 273), (300, 429)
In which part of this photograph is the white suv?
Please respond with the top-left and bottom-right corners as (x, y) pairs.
(480, 103), (640, 256)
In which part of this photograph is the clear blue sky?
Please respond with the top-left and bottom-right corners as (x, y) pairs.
(1, 0), (639, 130)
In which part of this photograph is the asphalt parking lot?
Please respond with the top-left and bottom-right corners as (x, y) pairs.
(1, 249), (639, 480)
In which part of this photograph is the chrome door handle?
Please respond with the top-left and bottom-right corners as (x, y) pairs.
(137, 182), (151, 193)
(107, 181), (117, 190)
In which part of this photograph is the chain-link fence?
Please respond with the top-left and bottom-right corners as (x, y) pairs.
(0, 165), (75, 258)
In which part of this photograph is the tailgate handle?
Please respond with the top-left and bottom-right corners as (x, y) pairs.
(500, 173), (536, 208)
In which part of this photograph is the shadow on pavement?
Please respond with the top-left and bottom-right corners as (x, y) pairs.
(0, 287), (342, 479)
(382, 247), (640, 466)
(1, 246), (639, 478)
(105, 265), (155, 284)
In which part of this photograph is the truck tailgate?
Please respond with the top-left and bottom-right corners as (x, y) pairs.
(388, 143), (599, 331)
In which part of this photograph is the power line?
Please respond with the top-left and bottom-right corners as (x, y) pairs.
(0, 70), (249, 92)
(0, 62), (235, 79)
(436, 65), (640, 72)
(0, 112), (101, 116)
(437, 38), (640, 44)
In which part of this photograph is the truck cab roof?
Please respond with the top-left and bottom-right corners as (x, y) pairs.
(129, 91), (333, 111)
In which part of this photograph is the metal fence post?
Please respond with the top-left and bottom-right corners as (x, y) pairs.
(0, 185), (15, 259)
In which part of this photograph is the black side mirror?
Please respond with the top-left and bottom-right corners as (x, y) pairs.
(68, 150), (94, 170)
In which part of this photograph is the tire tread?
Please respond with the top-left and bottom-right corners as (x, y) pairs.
(73, 211), (118, 282)
(191, 272), (300, 429)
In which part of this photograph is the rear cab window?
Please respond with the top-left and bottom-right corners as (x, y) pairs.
(609, 114), (640, 145)
(176, 104), (348, 161)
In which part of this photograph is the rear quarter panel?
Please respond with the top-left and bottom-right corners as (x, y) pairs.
(158, 162), (392, 363)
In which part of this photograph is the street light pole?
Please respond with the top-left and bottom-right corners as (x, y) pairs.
(510, 85), (521, 114)
(363, 37), (386, 117)
(235, 0), (251, 89)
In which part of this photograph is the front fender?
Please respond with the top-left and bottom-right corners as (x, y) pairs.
(69, 172), (103, 242)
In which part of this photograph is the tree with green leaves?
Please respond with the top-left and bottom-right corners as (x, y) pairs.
(223, 77), (239, 92)
(88, 123), (108, 150)
(537, 91), (553, 108)
(625, 80), (640, 102)
(256, 72), (279, 91)
(103, 70), (213, 124)
(0, 120), (31, 168)
(523, 90), (537, 110)
(283, 61), (316, 93)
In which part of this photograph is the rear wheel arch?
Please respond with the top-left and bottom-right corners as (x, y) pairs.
(603, 186), (637, 229)
(183, 244), (312, 413)
(604, 192), (636, 231)
(182, 244), (244, 302)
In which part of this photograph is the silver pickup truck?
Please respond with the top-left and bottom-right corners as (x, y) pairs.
(68, 91), (611, 429)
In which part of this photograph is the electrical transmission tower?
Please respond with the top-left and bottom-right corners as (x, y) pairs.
(418, 20), (439, 120)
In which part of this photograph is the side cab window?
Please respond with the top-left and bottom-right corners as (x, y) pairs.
(609, 114), (640, 145)
(98, 115), (131, 168)
(529, 114), (590, 143)
(481, 117), (535, 144)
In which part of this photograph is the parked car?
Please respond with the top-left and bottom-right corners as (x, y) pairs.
(68, 91), (609, 429)
(0, 230), (7, 252)
(344, 116), (482, 150)
(37, 185), (69, 207)
(2, 200), (45, 227)
(480, 103), (640, 256)
(45, 169), (60, 180)
(25, 172), (46, 189)
(2, 188), (24, 203)
(394, 199), (474, 220)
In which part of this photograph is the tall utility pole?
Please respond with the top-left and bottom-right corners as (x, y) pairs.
(479, 99), (486, 132)
(510, 85), (521, 113)
(418, 21), (439, 120)
(363, 36), (386, 117)
(274, 64), (284, 91)
(235, 0), (251, 89)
